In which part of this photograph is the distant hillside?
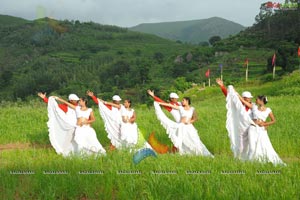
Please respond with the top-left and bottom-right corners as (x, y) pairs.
(0, 15), (199, 101)
(0, 14), (29, 26)
(129, 17), (245, 44)
(1, 12), (299, 102)
(214, 9), (300, 73)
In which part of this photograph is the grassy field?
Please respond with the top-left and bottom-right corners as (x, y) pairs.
(1, 73), (300, 199)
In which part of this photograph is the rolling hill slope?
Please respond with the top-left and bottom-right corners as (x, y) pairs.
(130, 17), (245, 44)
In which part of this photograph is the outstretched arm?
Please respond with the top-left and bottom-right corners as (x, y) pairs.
(98, 99), (121, 109)
(237, 93), (253, 109)
(53, 96), (76, 110)
(147, 89), (166, 103)
(147, 89), (172, 112)
(86, 90), (99, 104)
(216, 78), (227, 97)
(37, 92), (48, 103)
(158, 102), (179, 110)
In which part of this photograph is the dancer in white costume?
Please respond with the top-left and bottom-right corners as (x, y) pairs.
(147, 90), (181, 123)
(46, 96), (78, 156)
(225, 85), (258, 160)
(87, 91), (152, 150)
(119, 99), (138, 147)
(38, 92), (79, 126)
(87, 91), (124, 150)
(217, 79), (255, 160)
(53, 96), (106, 155)
(39, 92), (79, 156)
(248, 95), (285, 165)
(98, 98), (152, 150)
(154, 97), (213, 156)
(147, 90), (182, 153)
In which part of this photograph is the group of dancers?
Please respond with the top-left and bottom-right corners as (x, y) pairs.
(38, 79), (286, 166)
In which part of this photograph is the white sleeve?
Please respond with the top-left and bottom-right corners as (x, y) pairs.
(178, 106), (184, 115)
(75, 106), (80, 116)
(251, 104), (258, 120)
(120, 105), (126, 116)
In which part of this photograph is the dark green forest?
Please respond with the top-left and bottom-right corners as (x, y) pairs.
(0, 6), (299, 103)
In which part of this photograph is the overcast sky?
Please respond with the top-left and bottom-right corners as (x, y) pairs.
(0, 0), (285, 27)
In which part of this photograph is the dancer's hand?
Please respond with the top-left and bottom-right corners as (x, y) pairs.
(86, 90), (94, 97)
(37, 92), (46, 99)
(147, 90), (154, 97)
(216, 78), (224, 86)
(257, 120), (265, 127)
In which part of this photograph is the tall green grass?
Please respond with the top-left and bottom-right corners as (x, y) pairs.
(1, 149), (298, 199)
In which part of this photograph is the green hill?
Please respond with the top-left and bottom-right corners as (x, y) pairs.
(0, 15), (197, 101)
(0, 14), (29, 27)
(214, 9), (300, 73)
(129, 17), (245, 44)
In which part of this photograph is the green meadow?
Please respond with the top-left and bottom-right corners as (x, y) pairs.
(1, 72), (300, 199)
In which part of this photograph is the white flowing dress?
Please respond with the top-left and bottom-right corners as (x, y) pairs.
(154, 102), (213, 156)
(47, 97), (77, 156)
(248, 107), (285, 166)
(74, 106), (106, 155)
(120, 106), (138, 147)
(225, 85), (255, 159)
(97, 101), (123, 148)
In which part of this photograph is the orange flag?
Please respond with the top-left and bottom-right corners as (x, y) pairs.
(205, 69), (210, 78)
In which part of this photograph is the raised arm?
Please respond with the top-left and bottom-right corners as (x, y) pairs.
(216, 78), (227, 97)
(37, 92), (48, 103)
(158, 102), (179, 110)
(86, 90), (99, 104)
(147, 89), (166, 102)
(53, 96), (76, 110)
(148, 89), (173, 112)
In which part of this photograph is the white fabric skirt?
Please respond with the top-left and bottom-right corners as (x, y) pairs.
(248, 125), (285, 166)
(97, 101), (123, 148)
(74, 125), (106, 155)
(226, 86), (254, 159)
(153, 102), (213, 157)
(120, 122), (138, 147)
(47, 97), (77, 156)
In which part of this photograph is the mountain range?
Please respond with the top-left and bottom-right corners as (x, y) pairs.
(129, 17), (245, 44)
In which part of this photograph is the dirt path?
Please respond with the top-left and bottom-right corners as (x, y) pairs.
(0, 143), (51, 151)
